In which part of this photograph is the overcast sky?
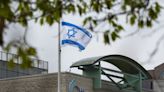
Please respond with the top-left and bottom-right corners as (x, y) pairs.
(4, 0), (164, 73)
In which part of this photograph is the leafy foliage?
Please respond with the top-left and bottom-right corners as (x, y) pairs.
(0, 0), (162, 68)
(103, 31), (110, 44)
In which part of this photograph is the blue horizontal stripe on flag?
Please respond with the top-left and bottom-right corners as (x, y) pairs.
(62, 39), (85, 50)
(62, 21), (92, 38)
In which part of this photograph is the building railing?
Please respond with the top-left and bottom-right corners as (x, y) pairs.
(0, 51), (48, 70)
(0, 51), (48, 79)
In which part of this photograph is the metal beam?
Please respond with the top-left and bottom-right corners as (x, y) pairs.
(101, 71), (124, 79)
(101, 70), (122, 89)
(95, 65), (142, 79)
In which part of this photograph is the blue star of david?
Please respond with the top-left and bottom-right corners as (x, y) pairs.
(67, 28), (77, 38)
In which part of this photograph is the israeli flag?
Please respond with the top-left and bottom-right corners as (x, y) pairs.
(61, 21), (92, 50)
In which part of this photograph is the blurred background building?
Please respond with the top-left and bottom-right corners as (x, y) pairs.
(0, 52), (163, 92)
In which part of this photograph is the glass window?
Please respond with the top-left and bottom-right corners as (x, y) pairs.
(160, 72), (164, 79)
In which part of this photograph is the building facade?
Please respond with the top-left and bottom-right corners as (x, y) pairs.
(148, 63), (164, 80)
(0, 52), (164, 92)
(0, 72), (156, 92)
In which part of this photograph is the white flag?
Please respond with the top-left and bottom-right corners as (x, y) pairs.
(61, 21), (92, 51)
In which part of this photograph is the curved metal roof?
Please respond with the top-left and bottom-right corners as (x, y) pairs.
(71, 55), (152, 79)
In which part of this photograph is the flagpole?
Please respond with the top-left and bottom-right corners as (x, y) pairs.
(58, 21), (61, 92)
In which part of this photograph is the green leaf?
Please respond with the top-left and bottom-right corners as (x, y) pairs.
(68, 4), (75, 13)
(93, 2), (100, 12)
(20, 54), (32, 69)
(8, 59), (15, 69)
(83, 18), (88, 26)
(19, 17), (28, 26)
(18, 3), (23, 11)
(24, 2), (30, 12)
(46, 15), (53, 25)
(20, 58), (32, 69)
(103, 31), (110, 44)
(117, 25), (124, 31)
(4, 43), (12, 52)
(121, 5), (126, 10)
(130, 14), (136, 25)
(105, 0), (112, 9)
(146, 19), (152, 27)
(83, 17), (92, 26)
(111, 31), (120, 41)
(155, 2), (160, 13)
(53, 11), (60, 22)
(17, 47), (24, 56)
(149, 8), (158, 20)
(27, 47), (36, 56)
(93, 20), (97, 26)
(138, 20), (144, 28)
(77, 5), (82, 15)
(40, 17), (44, 25)
(111, 21), (117, 27)
(0, 5), (13, 20)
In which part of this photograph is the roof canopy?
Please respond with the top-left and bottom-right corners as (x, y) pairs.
(71, 55), (151, 79)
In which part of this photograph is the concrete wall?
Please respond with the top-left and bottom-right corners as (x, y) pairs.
(64, 73), (94, 92)
(0, 72), (94, 92)
(0, 73), (59, 92)
(95, 81), (133, 92)
(153, 80), (164, 92)
(0, 72), (159, 92)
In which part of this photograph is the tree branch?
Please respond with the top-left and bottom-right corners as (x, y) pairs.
(23, 27), (29, 46)
(124, 29), (140, 37)
(145, 33), (164, 63)
(142, 24), (164, 38)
